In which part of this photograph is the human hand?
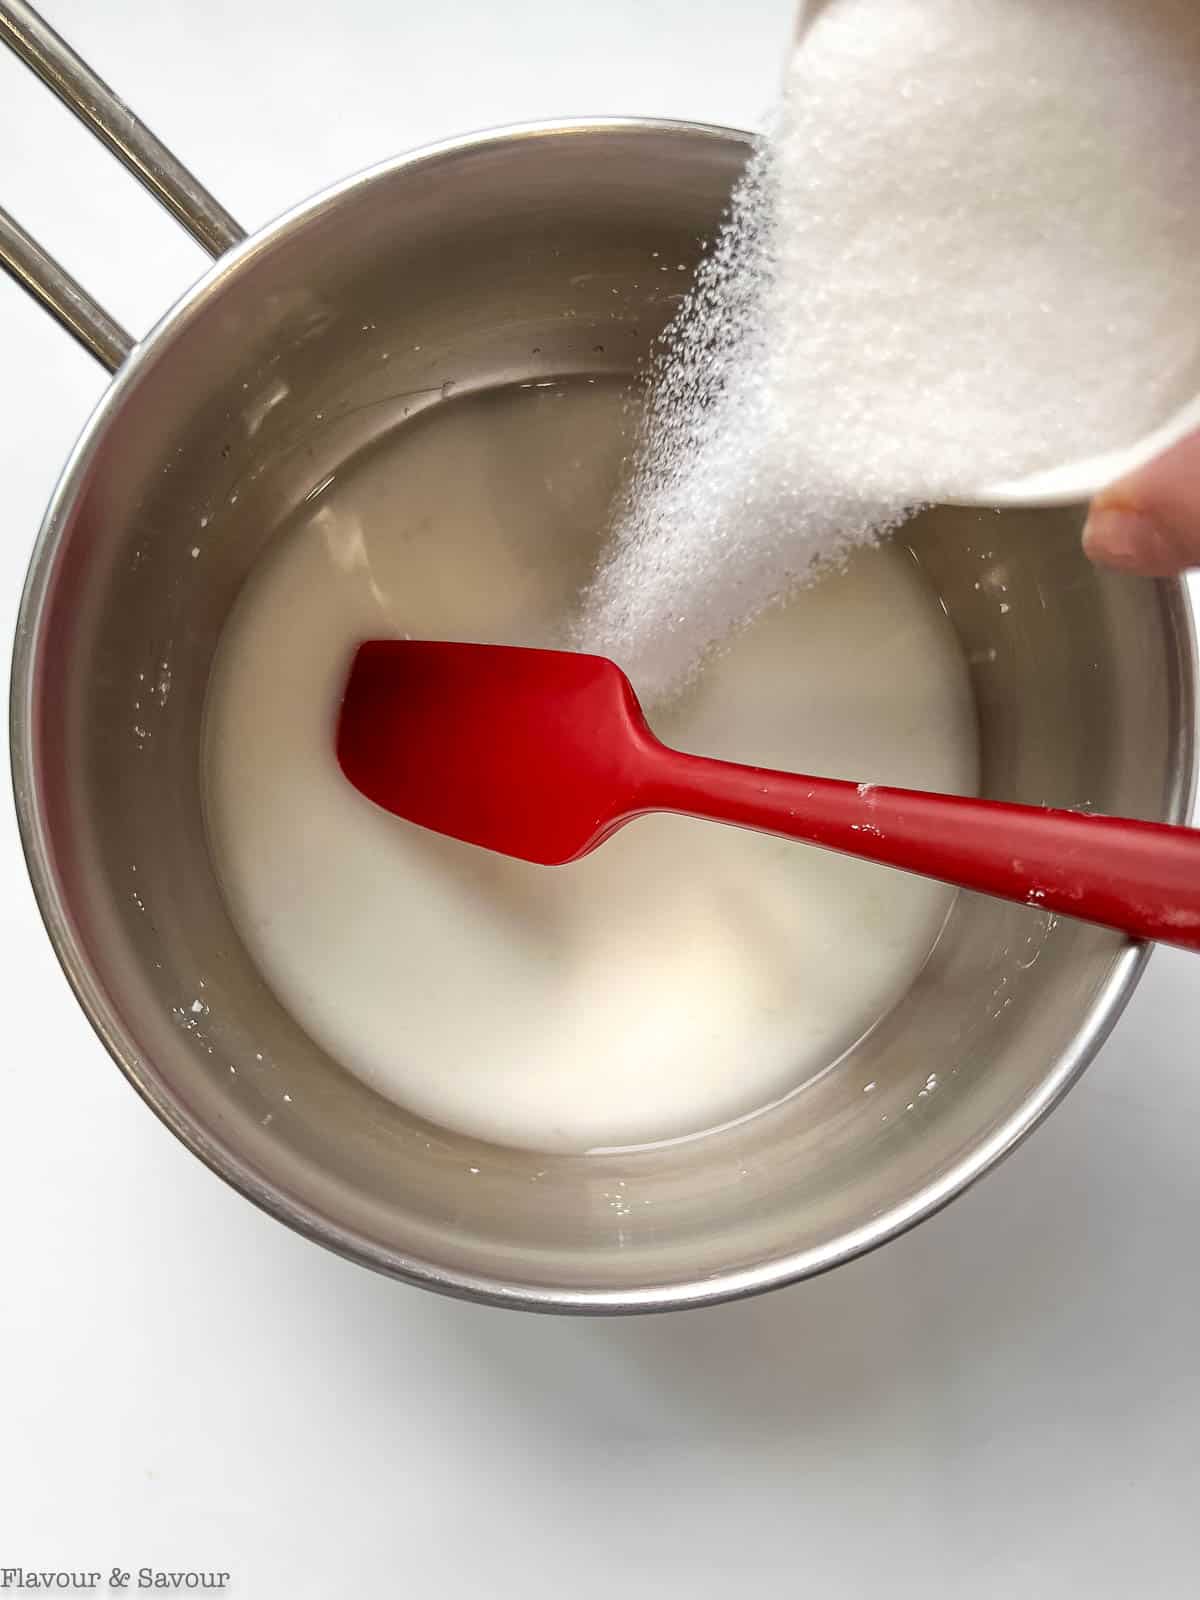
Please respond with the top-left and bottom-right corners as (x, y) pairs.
(1083, 431), (1200, 577)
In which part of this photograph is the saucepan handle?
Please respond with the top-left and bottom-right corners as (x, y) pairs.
(0, 0), (244, 372)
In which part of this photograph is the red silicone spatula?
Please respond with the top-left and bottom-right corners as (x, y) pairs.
(337, 639), (1200, 952)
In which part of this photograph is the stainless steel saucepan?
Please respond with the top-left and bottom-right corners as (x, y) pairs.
(4, 0), (1195, 1312)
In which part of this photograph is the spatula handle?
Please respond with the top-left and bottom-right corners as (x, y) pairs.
(645, 749), (1200, 951)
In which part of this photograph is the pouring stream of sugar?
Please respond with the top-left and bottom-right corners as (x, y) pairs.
(574, 0), (1200, 702)
(338, 640), (1200, 953)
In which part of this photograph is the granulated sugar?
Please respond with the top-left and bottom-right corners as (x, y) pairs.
(577, 0), (1200, 700)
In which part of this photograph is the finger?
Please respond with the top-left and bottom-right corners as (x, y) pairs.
(1083, 429), (1200, 577)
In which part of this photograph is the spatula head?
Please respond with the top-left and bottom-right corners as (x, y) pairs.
(337, 640), (658, 865)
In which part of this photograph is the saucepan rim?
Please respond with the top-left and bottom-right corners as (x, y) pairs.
(10, 118), (1197, 1313)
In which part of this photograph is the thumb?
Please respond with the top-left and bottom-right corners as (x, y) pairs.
(1083, 429), (1200, 577)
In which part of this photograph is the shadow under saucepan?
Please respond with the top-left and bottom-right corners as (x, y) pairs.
(130, 953), (1197, 1469)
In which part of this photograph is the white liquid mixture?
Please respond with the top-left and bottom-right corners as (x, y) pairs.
(204, 378), (977, 1153)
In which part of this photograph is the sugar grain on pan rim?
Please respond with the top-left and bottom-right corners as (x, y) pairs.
(575, 0), (1200, 702)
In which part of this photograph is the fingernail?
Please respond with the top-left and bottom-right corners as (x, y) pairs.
(1082, 506), (1166, 572)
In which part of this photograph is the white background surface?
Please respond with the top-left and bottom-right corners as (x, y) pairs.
(2, 2), (1198, 1594)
